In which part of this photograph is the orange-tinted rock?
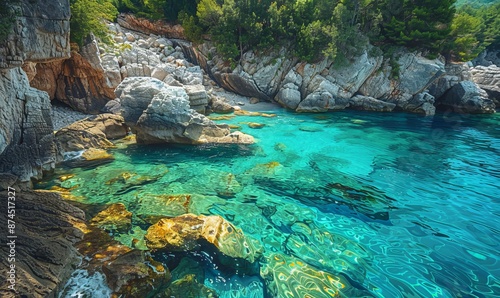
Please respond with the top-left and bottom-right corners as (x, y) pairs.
(90, 203), (132, 232)
(261, 253), (368, 298)
(55, 114), (128, 152)
(248, 122), (265, 129)
(145, 214), (262, 264)
(81, 148), (114, 161)
(117, 13), (185, 39)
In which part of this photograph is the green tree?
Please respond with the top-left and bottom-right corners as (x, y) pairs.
(70, 0), (118, 46)
(0, 0), (18, 43)
(380, 0), (456, 54)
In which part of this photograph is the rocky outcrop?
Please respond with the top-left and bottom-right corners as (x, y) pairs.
(31, 36), (117, 114)
(470, 65), (500, 104)
(0, 68), (57, 182)
(438, 81), (495, 113)
(117, 13), (185, 39)
(55, 114), (128, 152)
(0, 0), (71, 182)
(0, 189), (85, 298)
(0, 0), (71, 69)
(180, 40), (446, 115)
(116, 77), (254, 144)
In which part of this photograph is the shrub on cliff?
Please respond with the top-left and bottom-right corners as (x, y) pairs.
(0, 0), (18, 43)
(70, 0), (118, 46)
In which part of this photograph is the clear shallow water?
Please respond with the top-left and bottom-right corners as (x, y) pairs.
(39, 109), (500, 297)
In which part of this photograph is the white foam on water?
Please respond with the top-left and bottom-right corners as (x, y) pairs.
(63, 150), (85, 161)
(58, 269), (112, 298)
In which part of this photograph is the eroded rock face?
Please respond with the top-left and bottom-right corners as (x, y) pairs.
(471, 65), (500, 104)
(438, 81), (495, 113)
(0, 68), (57, 182)
(116, 77), (254, 145)
(180, 41), (446, 115)
(0, 0), (71, 68)
(145, 214), (263, 270)
(0, 0), (71, 182)
(0, 190), (85, 297)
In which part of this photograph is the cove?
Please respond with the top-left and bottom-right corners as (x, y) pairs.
(38, 108), (500, 297)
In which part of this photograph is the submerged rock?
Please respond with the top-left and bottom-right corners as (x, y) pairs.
(90, 203), (132, 232)
(145, 214), (263, 272)
(159, 274), (218, 298)
(134, 193), (193, 223)
(102, 250), (171, 298)
(261, 253), (369, 298)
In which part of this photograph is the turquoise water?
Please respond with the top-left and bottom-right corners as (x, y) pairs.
(41, 109), (500, 297)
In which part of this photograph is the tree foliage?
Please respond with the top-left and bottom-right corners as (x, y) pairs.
(70, 0), (118, 46)
(107, 0), (496, 63)
(0, 0), (19, 43)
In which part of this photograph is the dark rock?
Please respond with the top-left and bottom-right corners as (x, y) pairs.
(0, 190), (85, 297)
(0, 68), (57, 182)
(439, 81), (495, 113)
(102, 250), (171, 298)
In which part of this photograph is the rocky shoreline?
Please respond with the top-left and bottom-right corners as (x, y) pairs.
(0, 1), (499, 297)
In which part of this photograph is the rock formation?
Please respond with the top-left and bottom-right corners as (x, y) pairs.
(0, 188), (85, 297)
(55, 113), (128, 152)
(0, 0), (70, 69)
(117, 13), (185, 39)
(30, 36), (117, 114)
(115, 77), (254, 144)
(145, 214), (263, 273)
(0, 0), (71, 183)
(177, 41), (452, 115)
(438, 81), (495, 113)
(470, 65), (500, 104)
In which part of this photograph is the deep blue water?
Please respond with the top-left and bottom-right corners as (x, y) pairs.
(45, 109), (500, 297)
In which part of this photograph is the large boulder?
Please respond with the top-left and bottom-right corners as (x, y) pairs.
(0, 189), (85, 297)
(439, 81), (495, 113)
(470, 65), (500, 104)
(55, 114), (128, 152)
(145, 214), (263, 273)
(115, 77), (254, 145)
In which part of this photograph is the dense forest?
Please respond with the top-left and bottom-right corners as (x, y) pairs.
(1, 0), (499, 63)
(84, 0), (500, 63)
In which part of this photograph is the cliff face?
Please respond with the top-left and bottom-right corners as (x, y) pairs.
(0, 0), (70, 68)
(0, 0), (71, 182)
